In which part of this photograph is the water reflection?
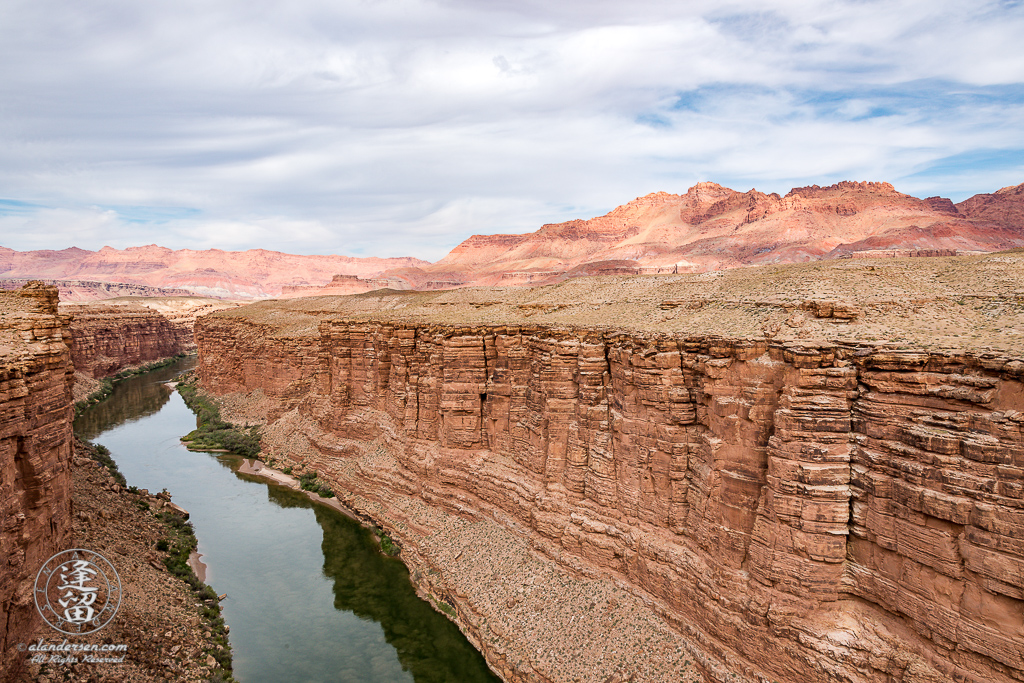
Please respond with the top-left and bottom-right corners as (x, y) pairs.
(73, 357), (197, 439)
(316, 505), (499, 683)
(77, 358), (500, 683)
(250, 481), (501, 683)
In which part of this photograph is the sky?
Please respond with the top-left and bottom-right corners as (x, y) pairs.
(1, 0), (1023, 261)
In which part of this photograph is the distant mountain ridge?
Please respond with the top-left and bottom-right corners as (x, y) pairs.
(402, 180), (1024, 288)
(3, 180), (1022, 298)
(0, 245), (429, 299)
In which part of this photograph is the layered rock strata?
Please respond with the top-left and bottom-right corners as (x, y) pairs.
(0, 283), (74, 681)
(195, 312), (1024, 683)
(15, 441), (230, 683)
(61, 303), (193, 379)
(195, 255), (1024, 682)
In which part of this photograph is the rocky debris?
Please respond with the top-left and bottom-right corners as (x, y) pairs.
(197, 277), (1024, 683)
(0, 283), (74, 682)
(799, 299), (861, 320)
(13, 440), (227, 683)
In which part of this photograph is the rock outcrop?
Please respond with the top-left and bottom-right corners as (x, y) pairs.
(60, 303), (194, 379)
(0, 283), (74, 680)
(194, 260), (1024, 683)
(0, 278), (195, 302)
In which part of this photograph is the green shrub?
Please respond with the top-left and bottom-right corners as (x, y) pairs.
(373, 527), (399, 556)
(177, 378), (261, 458)
(80, 439), (127, 487)
(74, 355), (190, 418)
(436, 599), (456, 617)
(156, 510), (234, 675)
(298, 470), (335, 498)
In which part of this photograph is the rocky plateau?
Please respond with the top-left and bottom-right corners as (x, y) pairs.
(0, 245), (428, 300)
(195, 252), (1024, 683)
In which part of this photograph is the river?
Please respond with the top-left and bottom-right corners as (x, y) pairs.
(74, 357), (501, 683)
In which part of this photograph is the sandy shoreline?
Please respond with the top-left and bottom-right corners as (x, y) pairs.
(236, 458), (362, 523)
(188, 551), (208, 583)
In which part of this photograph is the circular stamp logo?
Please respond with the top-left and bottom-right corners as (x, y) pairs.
(34, 549), (121, 635)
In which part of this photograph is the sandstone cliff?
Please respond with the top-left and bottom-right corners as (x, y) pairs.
(0, 283), (74, 680)
(60, 302), (194, 380)
(194, 254), (1024, 683)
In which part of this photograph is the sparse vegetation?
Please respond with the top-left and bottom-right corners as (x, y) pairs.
(79, 438), (127, 487)
(298, 470), (335, 498)
(433, 597), (456, 618)
(178, 373), (262, 458)
(373, 527), (399, 556)
(73, 353), (190, 416)
(156, 510), (235, 678)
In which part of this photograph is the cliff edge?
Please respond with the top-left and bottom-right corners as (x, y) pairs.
(195, 253), (1024, 683)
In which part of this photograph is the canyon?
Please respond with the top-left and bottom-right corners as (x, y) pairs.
(60, 297), (237, 385)
(3, 181), (1023, 299)
(0, 285), (233, 681)
(195, 252), (1024, 683)
(62, 303), (193, 381)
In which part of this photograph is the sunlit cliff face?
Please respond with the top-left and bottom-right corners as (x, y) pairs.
(193, 272), (1024, 683)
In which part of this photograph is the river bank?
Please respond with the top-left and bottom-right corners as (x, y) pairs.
(77, 358), (500, 683)
(221, 399), (705, 683)
(236, 459), (367, 525)
(13, 438), (232, 683)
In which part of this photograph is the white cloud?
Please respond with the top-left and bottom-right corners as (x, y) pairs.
(1, 0), (1022, 257)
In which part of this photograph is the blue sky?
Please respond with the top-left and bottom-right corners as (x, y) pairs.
(1, 0), (1022, 260)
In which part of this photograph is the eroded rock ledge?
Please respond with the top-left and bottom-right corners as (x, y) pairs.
(60, 302), (193, 379)
(196, 309), (1024, 683)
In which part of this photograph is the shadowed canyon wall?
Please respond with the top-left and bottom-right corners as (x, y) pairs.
(61, 303), (193, 379)
(196, 311), (1024, 683)
(0, 284), (74, 679)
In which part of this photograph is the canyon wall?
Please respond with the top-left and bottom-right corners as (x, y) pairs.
(196, 312), (1024, 683)
(0, 283), (74, 680)
(62, 303), (193, 379)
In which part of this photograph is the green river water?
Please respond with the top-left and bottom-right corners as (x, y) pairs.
(74, 357), (500, 683)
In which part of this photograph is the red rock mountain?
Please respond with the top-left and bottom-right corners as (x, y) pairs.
(0, 245), (429, 299)
(401, 180), (1024, 287)
(3, 180), (1023, 297)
